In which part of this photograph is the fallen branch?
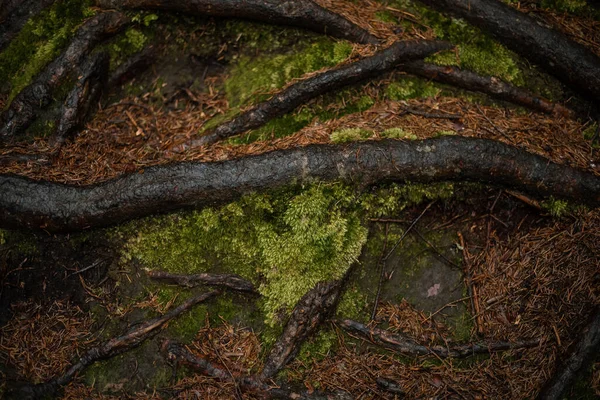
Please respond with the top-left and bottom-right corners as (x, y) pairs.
(260, 279), (344, 379)
(418, 0), (600, 101)
(179, 40), (453, 148)
(96, 0), (378, 45)
(11, 290), (219, 400)
(1, 137), (599, 232)
(538, 308), (600, 400)
(54, 51), (110, 144)
(164, 340), (353, 399)
(147, 270), (257, 293)
(337, 319), (541, 358)
(0, 11), (129, 142)
(402, 61), (575, 118)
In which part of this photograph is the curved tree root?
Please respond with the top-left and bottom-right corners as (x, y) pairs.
(401, 61), (575, 118)
(147, 270), (257, 293)
(0, 11), (129, 142)
(417, 0), (600, 101)
(179, 40), (453, 149)
(95, 0), (378, 45)
(337, 319), (541, 358)
(538, 308), (600, 400)
(1, 137), (599, 232)
(8, 290), (220, 400)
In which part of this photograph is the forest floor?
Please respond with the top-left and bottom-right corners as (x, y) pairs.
(0, 0), (599, 398)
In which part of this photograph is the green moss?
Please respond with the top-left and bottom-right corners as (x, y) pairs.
(385, 76), (441, 101)
(381, 127), (417, 140)
(225, 38), (353, 107)
(296, 329), (338, 366)
(435, 130), (456, 137)
(0, 0), (95, 103)
(122, 184), (368, 327)
(330, 127), (373, 143)
(541, 196), (570, 218)
(541, 0), (588, 13)
(106, 28), (149, 69)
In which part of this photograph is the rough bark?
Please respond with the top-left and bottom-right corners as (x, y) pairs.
(0, 11), (129, 143)
(537, 308), (600, 400)
(164, 340), (353, 399)
(260, 279), (344, 379)
(182, 40), (453, 148)
(417, 0), (600, 101)
(1, 137), (599, 233)
(0, 0), (56, 52)
(402, 61), (575, 118)
(54, 52), (110, 144)
(95, 0), (378, 45)
(9, 290), (220, 400)
(147, 270), (257, 293)
(337, 319), (541, 358)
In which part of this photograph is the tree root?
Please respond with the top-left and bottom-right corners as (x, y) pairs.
(0, 11), (129, 142)
(261, 279), (344, 379)
(163, 340), (353, 399)
(54, 52), (110, 144)
(177, 40), (453, 149)
(1, 136), (599, 232)
(147, 270), (257, 293)
(402, 61), (575, 118)
(95, 0), (378, 45)
(336, 319), (541, 358)
(418, 0), (600, 101)
(538, 308), (600, 400)
(8, 290), (220, 400)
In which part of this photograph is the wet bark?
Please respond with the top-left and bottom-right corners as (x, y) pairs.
(9, 290), (220, 400)
(95, 0), (379, 45)
(538, 308), (600, 400)
(147, 270), (257, 293)
(402, 61), (575, 118)
(54, 52), (110, 144)
(0, 0), (56, 52)
(260, 279), (344, 379)
(0, 11), (129, 143)
(1, 137), (599, 233)
(181, 40), (453, 148)
(337, 319), (541, 358)
(417, 0), (600, 102)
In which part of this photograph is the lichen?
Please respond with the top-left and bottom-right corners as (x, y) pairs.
(0, 0), (95, 104)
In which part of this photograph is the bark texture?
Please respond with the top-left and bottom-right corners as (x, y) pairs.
(402, 61), (574, 118)
(538, 309), (600, 400)
(418, 0), (600, 101)
(0, 11), (129, 142)
(260, 279), (343, 379)
(338, 319), (541, 358)
(95, 0), (378, 45)
(186, 40), (453, 148)
(55, 52), (110, 143)
(1, 137), (600, 232)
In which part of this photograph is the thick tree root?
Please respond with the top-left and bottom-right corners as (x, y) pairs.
(54, 52), (110, 144)
(402, 61), (575, 118)
(260, 279), (344, 379)
(417, 0), (600, 101)
(1, 137), (599, 232)
(147, 270), (257, 293)
(179, 40), (453, 148)
(7, 290), (220, 400)
(96, 0), (378, 45)
(337, 319), (541, 358)
(538, 308), (600, 400)
(163, 340), (353, 399)
(0, 0), (56, 52)
(0, 11), (129, 143)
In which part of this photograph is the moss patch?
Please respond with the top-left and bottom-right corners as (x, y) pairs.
(330, 127), (373, 143)
(0, 0), (95, 103)
(385, 76), (441, 101)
